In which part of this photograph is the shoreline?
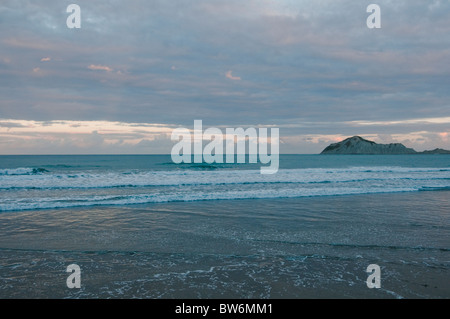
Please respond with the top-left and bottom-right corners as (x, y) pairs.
(0, 190), (448, 298)
(1, 186), (449, 214)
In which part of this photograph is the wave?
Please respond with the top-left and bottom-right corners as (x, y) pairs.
(1, 166), (449, 211)
(0, 186), (422, 212)
(419, 186), (450, 192)
(1, 166), (449, 190)
(0, 167), (49, 176)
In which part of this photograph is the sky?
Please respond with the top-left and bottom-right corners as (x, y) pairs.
(0, 0), (449, 154)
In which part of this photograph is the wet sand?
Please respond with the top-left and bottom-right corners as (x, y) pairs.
(0, 191), (449, 298)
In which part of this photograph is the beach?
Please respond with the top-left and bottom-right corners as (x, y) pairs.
(1, 190), (448, 299)
(2, 0), (449, 302)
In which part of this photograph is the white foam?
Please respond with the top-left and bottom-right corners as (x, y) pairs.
(0, 166), (449, 190)
(0, 167), (37, 176)
(0, 186), (430, 212)
(1, 166), (449, 211)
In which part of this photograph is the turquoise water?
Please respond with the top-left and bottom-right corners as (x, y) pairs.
(0, 155), (449, 211)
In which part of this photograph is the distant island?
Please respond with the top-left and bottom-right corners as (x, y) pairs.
(321, 136), (450, 155)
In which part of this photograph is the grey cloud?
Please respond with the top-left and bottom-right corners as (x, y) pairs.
(0, 0), (449, 152)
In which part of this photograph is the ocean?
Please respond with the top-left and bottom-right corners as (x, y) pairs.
(0, 155), (449, 298)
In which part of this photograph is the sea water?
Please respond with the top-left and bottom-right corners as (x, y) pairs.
(0, 155), (449, 298)
(0, 155), (449, 212)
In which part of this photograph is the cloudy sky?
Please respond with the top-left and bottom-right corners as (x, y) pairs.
(0, 0), (449, 154)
